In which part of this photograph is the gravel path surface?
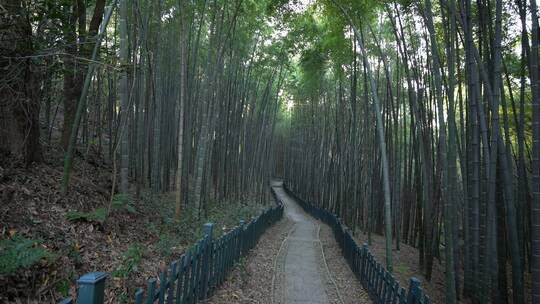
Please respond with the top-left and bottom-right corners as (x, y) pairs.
(271, 184), (372, 304)
(271, 186), (336, 304)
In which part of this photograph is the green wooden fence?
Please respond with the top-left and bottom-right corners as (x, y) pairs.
(283, 183), (431, 304)
(59, 190), (284, 304)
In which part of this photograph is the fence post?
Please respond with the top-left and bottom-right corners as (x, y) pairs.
(203, 222), (214, 241)
(239, 219), (245, 256)
(361, 243), (368, 281)
(76, 272), (108, 304)
(201, 223), (214, 299)
(406, 277), (421, 304)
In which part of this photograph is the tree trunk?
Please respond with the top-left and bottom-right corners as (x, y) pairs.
(175, 4), (187, 220)
(0, 0), (42, 166)
(529, 0), (540, 302)
(61, 1), (116, 194)
(119, 0), (129, 194)
(331, 0), (394, 272)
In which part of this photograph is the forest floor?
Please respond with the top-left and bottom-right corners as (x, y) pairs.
(0, 140), (271, 303)
(354, 231), (533, 303)
(352, 231), (454, 304)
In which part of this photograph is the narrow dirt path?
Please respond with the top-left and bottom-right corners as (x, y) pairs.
(271, 182), (342, 304)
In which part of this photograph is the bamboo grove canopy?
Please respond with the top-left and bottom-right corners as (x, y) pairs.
(1, 0), (540, 303)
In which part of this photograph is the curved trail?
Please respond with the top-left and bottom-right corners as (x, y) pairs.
(271, 181), (342, 304)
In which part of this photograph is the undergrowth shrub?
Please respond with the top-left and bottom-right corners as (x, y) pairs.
(112, 193), (136, 214)
(112, 243), (144, 278)
(138, 190), (270, 259)
(157, 232), (178, 258)
(66, 207), (108, 223)
(0, 235), (53, 275)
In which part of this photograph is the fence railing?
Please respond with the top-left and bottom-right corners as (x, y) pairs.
(283, 183), (431, 304)
(59, 192), (284, 304)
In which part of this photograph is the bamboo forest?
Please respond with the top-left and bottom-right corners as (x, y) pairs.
(1, 0), (539, 303)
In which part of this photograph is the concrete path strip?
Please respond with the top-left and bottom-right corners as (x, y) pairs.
(271, 182), (342, 304)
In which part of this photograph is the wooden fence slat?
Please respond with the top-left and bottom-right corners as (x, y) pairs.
(146, 278), (157, 304)
(158, 270), (167, 304)
(134, 288), (144, 304)
(175, 255), (185, 304)
(167, 261), (177, 304)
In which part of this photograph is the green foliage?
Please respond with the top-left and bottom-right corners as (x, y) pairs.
(68, 247), (83, 266)
(118, 292), (129, 304)
(66, 208), (108, 223)
(157, 232), (178, 258)
(0, 236), (52, 275)
(112, 193), (136, 214)
(112, 243), (144, 278)
(139, 190), (266, 259)
(395, 263), (410, 274)
(56, 279), (71, 297)
(201, 199), (265, 237)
